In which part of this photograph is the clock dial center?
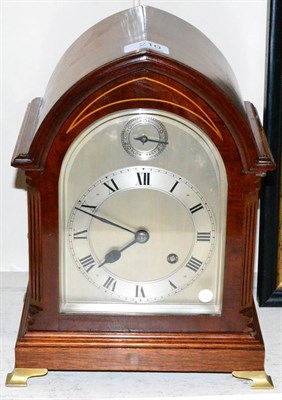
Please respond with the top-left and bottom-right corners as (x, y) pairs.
(135, 229), (150, 244)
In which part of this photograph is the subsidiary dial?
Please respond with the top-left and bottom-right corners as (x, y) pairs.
(121, 116), (168, 160)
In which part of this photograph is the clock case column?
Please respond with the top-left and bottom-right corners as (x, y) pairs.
(9, 6), (275, 384)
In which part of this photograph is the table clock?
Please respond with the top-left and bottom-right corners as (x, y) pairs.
(6, 6), (275, 389)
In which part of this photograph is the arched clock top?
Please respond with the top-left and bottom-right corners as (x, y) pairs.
(11, 5), (274, 176)
(37, 5), (245, 124)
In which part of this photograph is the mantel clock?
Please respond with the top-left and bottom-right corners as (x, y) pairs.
(6, 6), (275, 389)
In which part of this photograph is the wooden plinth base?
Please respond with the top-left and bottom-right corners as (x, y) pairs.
(11, 328), (266, 372)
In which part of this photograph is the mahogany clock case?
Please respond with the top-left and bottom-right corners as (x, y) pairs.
(10, 6), (274, 373)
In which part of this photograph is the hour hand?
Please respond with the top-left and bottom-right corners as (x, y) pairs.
(98, 239), (137, 268)
(98, 230), (149, 268)
(134, 135), (168, 145)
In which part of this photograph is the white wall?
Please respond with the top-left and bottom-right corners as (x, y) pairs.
(1, 0), (268, 271)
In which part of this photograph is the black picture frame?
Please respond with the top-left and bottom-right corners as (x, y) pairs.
(258, 0), (282, 306)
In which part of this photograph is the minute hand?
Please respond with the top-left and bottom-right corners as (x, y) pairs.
(75, 207), (135, 234)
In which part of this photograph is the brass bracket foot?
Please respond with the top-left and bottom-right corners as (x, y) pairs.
(6, 368), (48, 387)
(232, 370), (274, 389)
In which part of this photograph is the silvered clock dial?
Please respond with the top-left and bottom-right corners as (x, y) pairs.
(59, 109), (227, 315)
